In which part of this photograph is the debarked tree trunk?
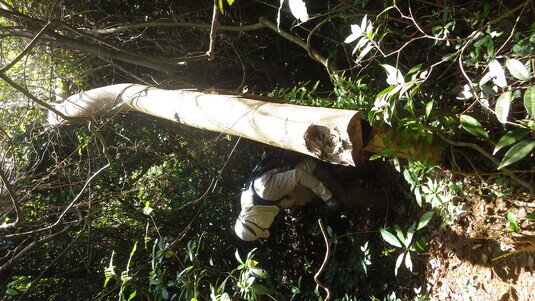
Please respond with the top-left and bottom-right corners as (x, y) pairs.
(48, 84), (366, 166)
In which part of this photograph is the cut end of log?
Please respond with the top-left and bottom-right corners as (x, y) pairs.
(303, 128), (355, 166)
(303, 113), (364, 167)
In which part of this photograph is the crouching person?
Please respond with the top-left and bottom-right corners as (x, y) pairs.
(234, 152), (342, 241)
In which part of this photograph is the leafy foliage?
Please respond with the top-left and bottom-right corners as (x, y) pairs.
(0, 0), (533, 300)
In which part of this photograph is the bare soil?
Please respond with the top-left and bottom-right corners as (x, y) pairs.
(424, 181), (535, 301)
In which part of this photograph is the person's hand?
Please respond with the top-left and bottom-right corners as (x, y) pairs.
(325, 197), (342, 212)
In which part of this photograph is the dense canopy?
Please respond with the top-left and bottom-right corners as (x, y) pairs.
(0, 0), (534, 300)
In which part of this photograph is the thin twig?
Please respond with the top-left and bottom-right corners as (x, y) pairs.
(433, 130), (534, 195)
(0, 166), (23, 229)
(0, 73), (75, 121)
(0, 21), (51, 73)
(0, 226), (72, 275)
(259, 16), (337, 74)
(17, 232), (82, 300)
(212, 137), (241, 192)
(206, 0), (220, 61)
(314, 219), (332, 301)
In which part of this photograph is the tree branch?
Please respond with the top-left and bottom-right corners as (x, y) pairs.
(0, 167), (23, 229)
(0, 226), (72, 276)
(259, 16), (337, 74)
(82, 21), (264, 35)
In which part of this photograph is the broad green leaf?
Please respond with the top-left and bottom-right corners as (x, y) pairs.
(249, 267), (269, 279)
(350, 24), (363, 36)
(405, 224), (416, 247)
(506, 212), (520, 232)
(414, 188), (422, 207)
(381, 64), (404, 85)
(404, 251), (413, 271)
(417, 211), (434, 230)
(6, 288), (19, 296)
(361, 14), (368, 33)
(227, 0), (235, 5)
(394, 253), (404, 276)
(288, 0), (309, 22)
(524, 86), (535, 116)
(380, 228), (402, 248)
(498, 139), (535, 170)
(358, 43), (374, 61)
(506, 58), (531, 81)
(495, 91), (513, 124)
(394, 225), (405, 246)
(488, 58), (507, 88)
(217, 0), (224, 13)
(460, 114), (489, 139)
(524, 213), (535, 221)
(344, 33), (360, 44)
(403, 169), (416, 186)
(493, 129), (529, 154)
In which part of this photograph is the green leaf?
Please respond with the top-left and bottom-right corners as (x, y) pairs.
(493, 129), (529, 154)
(288, 0), (309, 22)
(524, 213), (535, 221)
(524, 86), (535, 117)
(495, 91), (513, 124)
(127, 290), (137, 301)
(405, 224), (416, 247)
(380, 228), (402, 248)
(506, 212), (520, 232)
(404, 251), (413, 271)
(460, 114), (489, 139)
(235, 249), (243, 264)
(358, 44), (374, 61)
(249, 267), (269, 279)
(217, 0), (224, 13)
(488, 58), (507, 88)
(381, 64), (404, 85)
(417, 211), (434, 230)
(506, 58), (531, 81)
(414, 238), (427, 251)
(394, 225), (405, 245)
(394, 253), (404, 276)
(227, 0), (235, 5)
(414, 188), (423, 207)
(498, 139), (535, 169)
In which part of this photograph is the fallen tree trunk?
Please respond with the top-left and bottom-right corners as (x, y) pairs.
(49, 84), (365, 166)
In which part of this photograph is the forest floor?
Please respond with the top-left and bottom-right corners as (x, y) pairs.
(423, 188), (535, 301)
(369, 162), (535, 301)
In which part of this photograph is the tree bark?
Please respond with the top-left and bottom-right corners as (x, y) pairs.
(49, 84), (365, 166)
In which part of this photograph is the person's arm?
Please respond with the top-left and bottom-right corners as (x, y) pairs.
(291, 169), (333, 201)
